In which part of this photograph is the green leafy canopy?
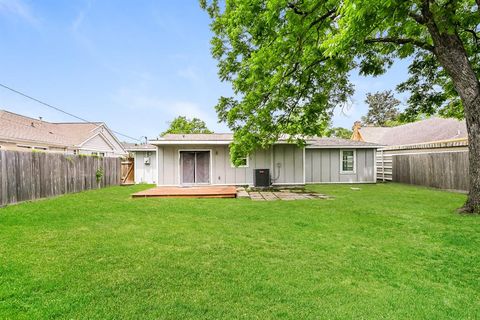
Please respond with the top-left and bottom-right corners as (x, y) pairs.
(362, 90), (401, 126)
(161, 116), (213, 136)
(200, 0), (480, 162)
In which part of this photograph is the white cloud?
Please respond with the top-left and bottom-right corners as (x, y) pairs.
(0, 0), (38, 25)
(113, 86), (217, 126)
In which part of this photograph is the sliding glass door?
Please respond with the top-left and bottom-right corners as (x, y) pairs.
(180, 151), (210, 184)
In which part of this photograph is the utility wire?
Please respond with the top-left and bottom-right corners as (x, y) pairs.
(0, 83), (141, 142)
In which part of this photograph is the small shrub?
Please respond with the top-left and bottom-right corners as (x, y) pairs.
(95, 168), (104, 183)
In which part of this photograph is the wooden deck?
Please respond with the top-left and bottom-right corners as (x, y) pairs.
(131, 186), (238, 198)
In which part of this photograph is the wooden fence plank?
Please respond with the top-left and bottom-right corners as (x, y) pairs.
(0, 151), (7, 207)
(390, 151), (468, 192)
(0, 150), (121, 206)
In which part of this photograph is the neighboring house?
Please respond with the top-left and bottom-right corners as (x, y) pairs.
(129, 133), (379, 187)
(0, 109), (127, 157)
(351, 117), (469, 190)
(351, 117), (467, 146)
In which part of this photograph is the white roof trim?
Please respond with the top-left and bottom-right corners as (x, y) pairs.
(306, 145), (379, 149)
(78, 131), (115, 149)
(150, 140), (378, 148)
(150, 140), (232, 145)
(126, 148), (157, 152)
(99, 125), (128, 153)
(79, 124), (127, 154)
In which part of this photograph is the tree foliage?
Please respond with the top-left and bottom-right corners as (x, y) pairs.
(362, 90), (400, 126)
(161, 116), (213, 136)
(200, 0), (478, 145)
(201, 0), (480, 211)
(397, 52), (465, 122)
(327, 127), (353, 139)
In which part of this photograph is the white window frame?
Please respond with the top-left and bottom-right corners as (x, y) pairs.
(230, 155), (249, 168)
(340, 149), (356, 174)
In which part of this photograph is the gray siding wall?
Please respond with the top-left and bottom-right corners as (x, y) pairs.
(156, 144), (304, 186)
(157, 145), (274, 186)
(305, 148), (376, 183)
(156, 144), (375, 186)
(134, 151), (157, 184)
(271, 144), (304, 184)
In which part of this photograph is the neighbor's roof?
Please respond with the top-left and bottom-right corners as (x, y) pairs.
(0, 109), (118, 148)
(151, 133), (379, 148)
(357, 117), (467, 146)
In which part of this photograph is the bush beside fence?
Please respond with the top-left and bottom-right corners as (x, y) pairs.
(0, 150), (121, 206)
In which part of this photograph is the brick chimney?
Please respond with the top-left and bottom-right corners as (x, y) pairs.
(351, 121), (364, 141)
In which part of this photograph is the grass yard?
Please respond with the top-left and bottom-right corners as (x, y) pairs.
(1, 183), (479, 319)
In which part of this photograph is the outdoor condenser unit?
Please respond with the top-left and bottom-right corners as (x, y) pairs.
(254, 169), (271, 187)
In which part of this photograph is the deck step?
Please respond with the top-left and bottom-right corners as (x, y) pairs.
(131, 186), (237, 199)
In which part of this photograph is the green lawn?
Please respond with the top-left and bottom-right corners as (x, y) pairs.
(1, 183), (479, 319)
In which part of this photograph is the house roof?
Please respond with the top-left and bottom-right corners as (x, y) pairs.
(306, 137), (379, 148)
(0, 109), (123, 150)
(356, 117), (467, 146)
(160, 133), (235, 141)
(122, 142), (157, 151)
(150, 133), (379, 148)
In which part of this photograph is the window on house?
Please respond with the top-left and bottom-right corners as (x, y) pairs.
(231, 156), (249, 168)
(341, 150), (355, 173)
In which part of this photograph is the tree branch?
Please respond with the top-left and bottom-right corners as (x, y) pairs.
(287, 2), (308, 16)
(463, 28), (480, 46)
(309, 8), (337, 29)
(409, 12), (426, 24)
(365, 37), (434, 52)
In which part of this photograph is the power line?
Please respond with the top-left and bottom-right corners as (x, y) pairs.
(0, 83), (140, 142)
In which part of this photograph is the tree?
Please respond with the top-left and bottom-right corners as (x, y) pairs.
(327, 127), (353, 139)
(161, 116), (212, 136)
(201, 0), (480, 213)
(361, 90), (400, 126)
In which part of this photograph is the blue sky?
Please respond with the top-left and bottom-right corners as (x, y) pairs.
(0, 0), (410, 142)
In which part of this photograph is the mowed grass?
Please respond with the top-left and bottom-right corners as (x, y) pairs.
(0, 183), (479, 319)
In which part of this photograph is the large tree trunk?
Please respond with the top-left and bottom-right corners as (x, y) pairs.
(427, 28), (480, 213)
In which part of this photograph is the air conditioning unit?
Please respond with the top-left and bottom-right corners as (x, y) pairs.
(144, 157), (150, 165)
(254, 169), (271, 187)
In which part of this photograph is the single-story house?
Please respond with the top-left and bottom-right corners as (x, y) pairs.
(0, 109), (127, 157)
(127, 133), (379, 186)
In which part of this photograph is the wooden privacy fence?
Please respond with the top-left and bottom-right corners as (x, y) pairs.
(0, 150), (121, 206)
(121, 157), (135, 185)
(391, 151), (469, 192)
